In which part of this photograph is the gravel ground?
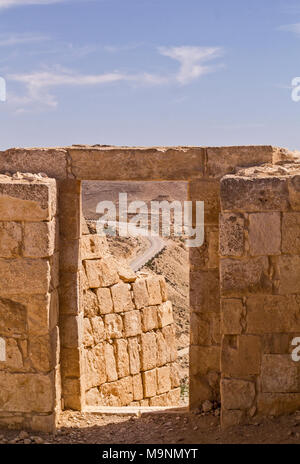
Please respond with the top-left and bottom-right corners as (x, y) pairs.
(2, 409), (300, 444)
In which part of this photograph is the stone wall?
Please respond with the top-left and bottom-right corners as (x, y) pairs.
(0, 173), (60, 432)
(219, 163), (300, 427)
(81, 226), (180, 407)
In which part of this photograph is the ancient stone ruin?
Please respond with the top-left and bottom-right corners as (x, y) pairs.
(0, 145), (300, 432)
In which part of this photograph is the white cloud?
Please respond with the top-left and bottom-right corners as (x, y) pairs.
(0, 0), (65, 8)
(0, 33), (48, 46)
(278, 23), (300, 36)
(159, 46), (222, 84)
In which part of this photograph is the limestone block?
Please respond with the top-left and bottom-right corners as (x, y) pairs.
(221, 379), (255, 410)
(128, 337), (141, 375)
(261, 355), (298, 393)
(248, 212), (281, 256)
(257, 393), (300, 416)
(157, 366), (171, 394)
(60, 347), (82, 378)
(29, 334), (54, 372)
(221, 175), (289, 212)
(189, 227), (219, 270)
(288, 175), (300, 211)
(90, 316), (105, 345)
(117, 263), (137, 283)
(23, 220), (56, 258)
(219, 213), (244, 257)
(146, 276), (163, 306)
(83, 289), (100, 317)
(0, 222), (22, 258)
(246, 295), (300, 333)
(30, 413), (56, 433)
(190, 345), (219, 376)
(114, 339), (130, 378)
(99, 376), (133, 406)
(282, 213), (300, 254)
(158, 276), (168, 301)
(104, 314), (123, 339)
(132, 374), (143, 401)
(0, 372), (54, 413)
(188, 179), (220, 224)
(132, 279), (149, 309)
(84, 343), (106, 389)
(0, 338), (24, 371)
(167, 387), (180, 405)
(207, 146), (273, 179)
(141, 306), (159, 332)
(140, 332), (157, 371)
(278, 256), (300, 294)
(156, 330), (168, 366)
(83, 318), (94, 348)
(85, 387), (102, 406)
(221, 299), (244, 335)
(170, 363), (180, 388)
(190, 269), (219, 312)
(95, 287), (113, 315)
(263, 334), (290, 354)
(104, 342), (118, 382)
(58, 238), (81, 273)
(0, 258), (50, 295)
(221, 335), (261, 377)
(59, 271), (81, 316)
(111, 283), (134, 313)
(161, 325), (177, 363)
(123, 310), (141, 337)
(142, 369), (157, 398)
(0, 179), (57, 221)
(157, 301), (173, 328)
(0, 296), (27, 337)
(63, 377), (82, 410)
(220, 256), (271, 296)
(60, 314), (83, 348)
(84, 257), (119, 288)
(68, 146), (205, 181)
(81, 234), (109, 260)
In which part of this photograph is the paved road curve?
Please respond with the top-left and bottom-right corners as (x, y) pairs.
(130, 235), (166, 272)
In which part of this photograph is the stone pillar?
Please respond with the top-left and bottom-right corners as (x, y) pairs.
(0, 174), (60, 432)
(188, 179), (221, 409)
(58, 180), (84, 410)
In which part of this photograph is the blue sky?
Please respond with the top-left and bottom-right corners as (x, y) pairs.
(0, 0), (300, 149)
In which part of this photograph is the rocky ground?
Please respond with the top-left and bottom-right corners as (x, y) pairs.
(3, 409), (300, 444)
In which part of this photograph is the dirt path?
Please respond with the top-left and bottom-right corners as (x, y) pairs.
(2, 410), (300, 444)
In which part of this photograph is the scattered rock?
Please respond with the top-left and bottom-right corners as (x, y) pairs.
(202, 400), (213, 413)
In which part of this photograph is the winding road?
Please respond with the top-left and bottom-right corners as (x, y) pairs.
(130, 235), (166, 272)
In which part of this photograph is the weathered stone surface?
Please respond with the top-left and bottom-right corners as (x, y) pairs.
(282, 213), (300, 254)
(190, 269), (219, 312)
(158, 276), (168, 301)
(288, 175), (300, 211)
(0, 372), (54, 413)
(83, 290), (99, 318)
(114, 339), (130, 378)
(95, 287), (113, 315)
(123, 310), (141, 337)
(84, 257), (119, 288)
(68, 146), (205, 181)
(60, 314), (83, 348)
(104, 314), (123, 339)
(85, 387), (101, 406)
(99, 376), (133, 406)
(162, 325), (177, 363)
(278, 256), (300, 294)
(170, 363), (180, 388)
(190, 345), (220, 376)
(84, 343), (106, 389)
(142, 369), (157, 398)
(219, 213), (244, 257)
(263, 334), (290, 354)
(0, 338), (24, 371)
(220, 257), (271, 296)
(246, 295), (300, 333)
(157, 366), (171, 394)
(141, 306), (158, 332)
(0, 258), (50, 295)
(146, 276), (163, 306)
(221, 299), (244, 335)
(132, 279), (149, 309)
(221, 379), (255, 410)
(24, 220), (56, 258)
(117, 263), (137, 283)
(132, 374), (143, 401)
(188, 179), (220, 224)
(111, 283), (134, 313)
(30, 413), (56, 433)
(140, 332), (157, 371)
(248, 212), (281, 256)
(261, 355), (298, 393)
(60, 347), (82, 378)
(90, 317), (105, 345)
(157, 301), (173, 328)
(81, 234), (109, 260)
(257, 393), (300, 417)
(207, 145), (273, 179)
(0, 179), (56, 221)
(29, 334), (55, 372)
(221, 175), (289, 212)
(0, 297), (27, 337)
(0, 222), (22, 258)
(221, 335), (261, 377)
(104, 342), (118, 382)
(128, 337), (141, 375)
(156, 331), (168, 366)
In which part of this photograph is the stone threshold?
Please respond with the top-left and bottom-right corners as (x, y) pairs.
(83, 406), (189, 416)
